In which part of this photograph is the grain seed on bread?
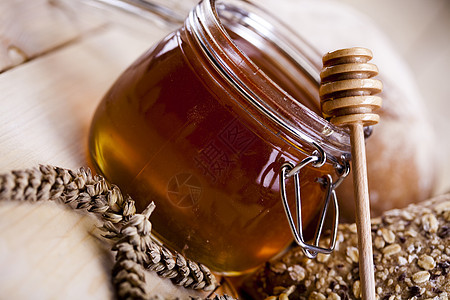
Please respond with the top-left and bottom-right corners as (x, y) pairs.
(242, 195), (450, 299)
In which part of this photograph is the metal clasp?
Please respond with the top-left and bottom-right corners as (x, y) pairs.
(280, 150), (349, 258)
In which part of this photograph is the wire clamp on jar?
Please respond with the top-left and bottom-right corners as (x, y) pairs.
(280, 146), (350, 259)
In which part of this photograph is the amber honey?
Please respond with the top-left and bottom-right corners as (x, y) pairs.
(89, 0), (349, 275)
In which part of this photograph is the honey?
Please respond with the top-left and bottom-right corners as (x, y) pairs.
(89, 0), (350, 275)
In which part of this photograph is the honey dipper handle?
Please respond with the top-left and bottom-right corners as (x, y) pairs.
(320, 47), (381, 299)
(349, 122), (376, 300)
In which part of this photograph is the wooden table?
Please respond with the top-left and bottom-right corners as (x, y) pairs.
(0, 1), (209, 298)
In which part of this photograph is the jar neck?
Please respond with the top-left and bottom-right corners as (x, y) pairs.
(185, 0), (351, 164)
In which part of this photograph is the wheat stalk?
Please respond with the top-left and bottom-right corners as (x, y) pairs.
(0, 165), (227, 299)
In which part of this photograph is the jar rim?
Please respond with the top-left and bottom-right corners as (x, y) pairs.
(187, 0), (351, 164)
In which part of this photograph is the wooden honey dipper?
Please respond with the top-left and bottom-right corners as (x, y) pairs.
(320, 47), (382, 299)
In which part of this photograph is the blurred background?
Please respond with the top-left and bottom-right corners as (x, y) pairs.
(345, 0), (450, 125)
(343, 0), (450, 193)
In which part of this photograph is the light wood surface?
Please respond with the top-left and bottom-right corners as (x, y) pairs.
(0, 23), (167, 172)
(0, 0), (105, 72)
(0, 200), (215, 299)
(0, 1), (192, 298)
(0, 201), (115, 299)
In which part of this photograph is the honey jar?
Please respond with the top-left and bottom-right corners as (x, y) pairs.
(89, 0), (351, 275)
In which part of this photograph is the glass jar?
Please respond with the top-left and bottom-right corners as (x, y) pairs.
(89, 0), (351, 275)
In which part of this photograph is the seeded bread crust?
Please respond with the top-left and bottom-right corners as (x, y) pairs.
(242, 195), (450, 299)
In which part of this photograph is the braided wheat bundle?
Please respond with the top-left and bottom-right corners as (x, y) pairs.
(0, 165), (233, 299)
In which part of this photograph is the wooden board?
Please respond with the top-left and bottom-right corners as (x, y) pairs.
(0, 200), (216, 299)
(0, 0), (107, 72)
(0, 201), (115, 299)
(0, 25), (167, 171)
(0, 4), (186, 297)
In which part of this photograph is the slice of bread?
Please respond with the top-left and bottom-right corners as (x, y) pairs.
(242, 195), (450, 299)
